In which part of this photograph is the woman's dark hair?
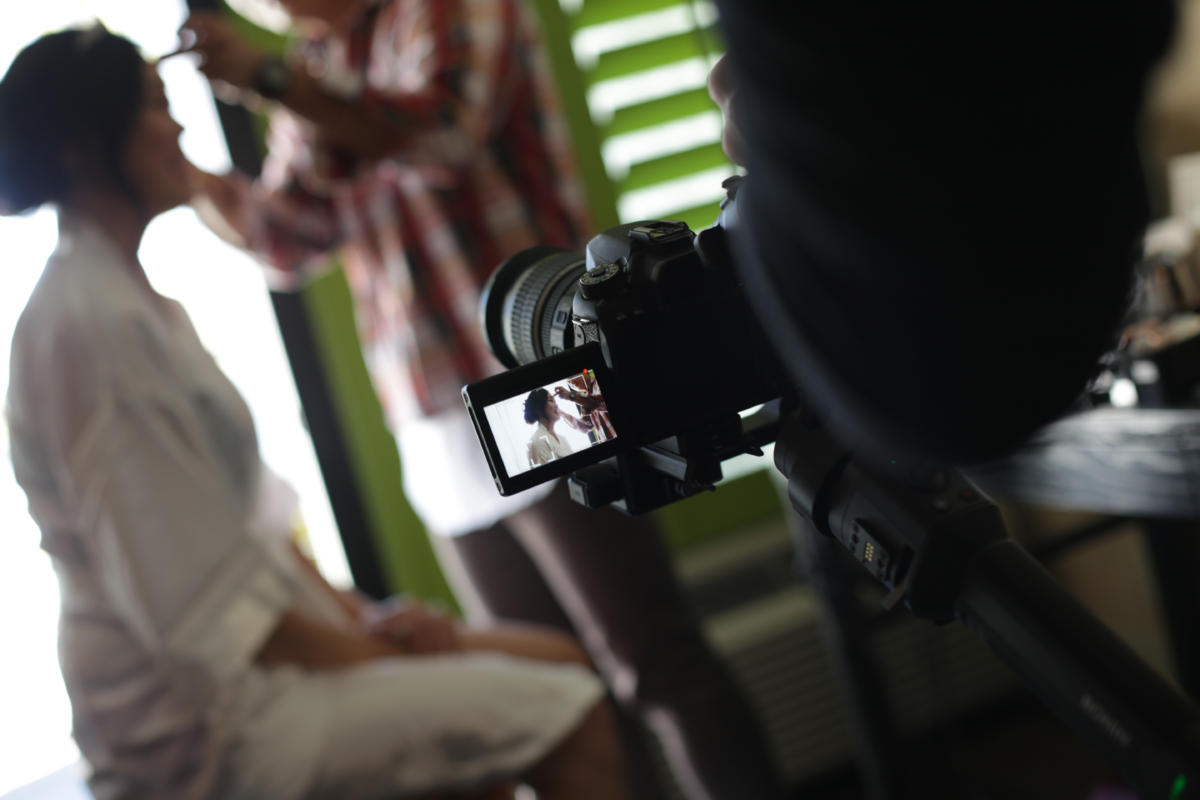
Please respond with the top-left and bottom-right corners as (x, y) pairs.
(524, 388), (550, 424)
(0, 25), (145, 216)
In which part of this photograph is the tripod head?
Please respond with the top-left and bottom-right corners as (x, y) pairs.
(775, 410), (1200, 795)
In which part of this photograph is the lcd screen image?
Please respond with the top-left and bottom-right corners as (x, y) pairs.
(482, 369), (618, 477)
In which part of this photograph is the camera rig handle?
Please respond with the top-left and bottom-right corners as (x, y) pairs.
(775, 410), (1200, 796)
(567, 400), (786, 513)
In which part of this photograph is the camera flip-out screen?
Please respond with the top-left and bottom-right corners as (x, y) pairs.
(463, 343), (626, 495)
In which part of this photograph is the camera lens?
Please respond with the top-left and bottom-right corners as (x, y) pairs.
(480, 246), (587, 367)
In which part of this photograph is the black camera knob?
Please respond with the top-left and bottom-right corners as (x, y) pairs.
(578, 262), (624, 300)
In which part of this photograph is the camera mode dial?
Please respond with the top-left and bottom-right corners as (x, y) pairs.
(578, 261), (624, 300)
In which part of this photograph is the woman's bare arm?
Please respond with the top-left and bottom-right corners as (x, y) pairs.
(287, 541), (372, 623)
(255, 607), (405, 669)
(253, 544), (400, 669)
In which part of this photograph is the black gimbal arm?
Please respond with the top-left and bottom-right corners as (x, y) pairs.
(775, 412), (1200, 797)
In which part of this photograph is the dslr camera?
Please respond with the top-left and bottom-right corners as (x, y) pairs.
(462, 177), (1200, 796)
(462, 179), (793, 513)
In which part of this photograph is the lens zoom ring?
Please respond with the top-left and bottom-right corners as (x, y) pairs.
(506, 256), (584, 365)
(537, 272), (579, 358)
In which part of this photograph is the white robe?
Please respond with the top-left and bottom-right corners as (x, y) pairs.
(5, 220), (600, 799)
(527, 421), (574, 468)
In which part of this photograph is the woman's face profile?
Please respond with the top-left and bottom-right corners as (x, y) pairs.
(544, 396), (560, 424)
(121, 64), (190, 216)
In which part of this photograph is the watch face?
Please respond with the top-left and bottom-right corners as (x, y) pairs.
(256, 58), (291, 99)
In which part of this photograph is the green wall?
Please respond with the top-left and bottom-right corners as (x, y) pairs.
(300, 270), (460, 607)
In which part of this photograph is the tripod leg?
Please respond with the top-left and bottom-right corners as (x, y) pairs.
(1141, 519), (1200, 700)
(784, 505), (908, 800)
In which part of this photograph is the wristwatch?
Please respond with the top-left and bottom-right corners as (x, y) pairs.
(252, 55), (293, 100)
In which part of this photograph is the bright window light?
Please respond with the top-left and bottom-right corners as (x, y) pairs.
(587, 57), (714, 124)
(572, 3), (718, 68)
(618, 164), (733, 222)
(224, 0), (293, 35)
(602, 110), (723, 178)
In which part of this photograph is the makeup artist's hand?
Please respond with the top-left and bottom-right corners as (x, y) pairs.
(707, 54), (747, 166)
(179, 12), (266, 93)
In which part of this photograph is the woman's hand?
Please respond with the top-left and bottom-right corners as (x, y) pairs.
(362, 598), (462, 655)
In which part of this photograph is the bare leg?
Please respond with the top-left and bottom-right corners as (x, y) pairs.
(432, 524), (575, 630)
(503, 481), (787, 800)
(440, 525), (669, 800)
(459, 622), (592, 665)
(523, 701), (630, 800)
(460, 624), (631, 800)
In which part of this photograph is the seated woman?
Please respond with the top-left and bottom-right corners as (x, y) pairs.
(0, 27), (628, 800)
(524, 387), (590, 467)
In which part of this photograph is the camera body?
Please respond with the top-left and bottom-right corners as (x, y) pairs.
(463, 186), (793, 513)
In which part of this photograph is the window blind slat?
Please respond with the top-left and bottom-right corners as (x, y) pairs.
(605, 87), (715, 137)
(572, 0), (684, 29)
(621, 142), (728, 193)
(589, 27), (718, 83)
(564, 0), (734, 227)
